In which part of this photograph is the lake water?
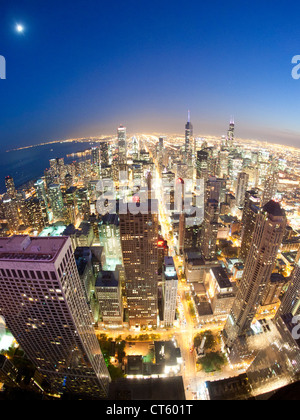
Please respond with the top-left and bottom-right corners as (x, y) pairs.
(0, 141), (97, 193)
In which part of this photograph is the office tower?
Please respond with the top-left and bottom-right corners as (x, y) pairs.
(132, 136), (140, 160)
(276, 263), (300, 318)
(162, 257), (178, 327)
(91, 147), (101, 177)
(74, 246), (99, 323)
(65, 186), (78, 225)
(2, 194), (19, 233)
(99, 141), (109, 166)
(206, 176), (226, 203)
(48, 183), (65, 221)
(259, 272), (286, 307)
(98, 214), (122, 271)
(196, 150), (209, 181)
(262, 161), (279, 205)
(44, 168), (56, 189)
(35, 179), (48, 208)
(76, 187), (90, 220)
(207, 266), (236, 318)
(95, 270), (123, 326)
(64, 173), (73, 190)
(118, 125), (127, 164)
(239, 189), (260, 261)
(201, 199), (219, 260)
(5, 176), (16, 199)
(24, 197), (45, 233)
(218, 150), (229, 178)
(0, 235), (110, 398)
(235, 172), (249, 208)
(223, 201), (286, 349)
(119, 200), (159, 328)
(185, 110), (193, 164)
(226, 118), (235, 149)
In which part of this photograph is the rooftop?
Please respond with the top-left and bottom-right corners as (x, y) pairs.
(0, 235), (68, 263)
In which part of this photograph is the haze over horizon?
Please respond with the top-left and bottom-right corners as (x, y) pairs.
(1, 0), (300, 149)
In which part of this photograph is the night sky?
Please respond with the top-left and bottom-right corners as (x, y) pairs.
(1, 0), (300, 148)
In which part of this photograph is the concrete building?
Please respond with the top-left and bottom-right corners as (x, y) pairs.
(0, 235), (110, 398)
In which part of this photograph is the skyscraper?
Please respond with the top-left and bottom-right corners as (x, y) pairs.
(185, 111), (193, 162)
(239, 189), (260, 262)
(2, 194), (19, 233)
(276, 262), (300, 319)
(0, 235), (110, 398)
(226, 118), (235, 149)
(119, 200), (159, 328)
(91, 146), (101, 175)
(162, 257), (178, 327)
(262, 160), (279, 205)
(235, 172), (249, 209)
(200, 199), (219, 260)
(5, 176), (16, 199)
(223, 201), (286, 349)
(48, 183), (65, 221)
(118, 125), (127, 164)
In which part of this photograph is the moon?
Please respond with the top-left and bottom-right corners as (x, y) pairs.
(16, 24), (24, 33)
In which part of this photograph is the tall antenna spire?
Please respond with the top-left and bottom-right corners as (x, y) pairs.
(188, 110), (191, 123)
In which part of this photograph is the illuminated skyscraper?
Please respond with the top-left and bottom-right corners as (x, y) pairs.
(276, 263), (300, 319)
(239, 189), (260, 261)
(235, 172), (249, 209)
(262, 160), (279, 205)
(162, 257), (178, 327)
(2, 194), (19, 233)
(119, 200), (159, 328)
(99, 141), (109, 166)
(48, 183), (65, 221)
(200, 199), (219, 260)
(91, 147), (101, 175)
(118, 125), (127, 164)
(223, 201), (286, 349)
(5, 176), (16, 199)
(0, 235), (110, 398)
(185, 111), (193, 162)
(226, 117), (235, 149)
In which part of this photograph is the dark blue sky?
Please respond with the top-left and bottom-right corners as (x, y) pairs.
(1, 0), (300, 149)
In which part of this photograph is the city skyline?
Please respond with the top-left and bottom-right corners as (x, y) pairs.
(1, 0), (300, 403)
(1, 1), (300, 149)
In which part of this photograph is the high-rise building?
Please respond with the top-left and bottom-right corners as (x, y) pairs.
(95, 270), (123, 326)
(200, 199), (219, 260)
(239, 189), (260, 261)
(48, 183), (65, 221)
(99, 142), (109, 167)
(24, 197), (45, 233)
(262, 160), (279, 205)
(5, 176), (16, 199)
(235, 172), (249, 209)
(0, 235), (110, 398)
(162, 257), (178, 327)
(2, 194), (19, 233)
(119, 200), (159, 328)
(223, 201), (286, 349)
(276, 263), (300, 319)
(226, 118), (235, 149)
(91, 147), (101, 175)
(118, 125), (127, 164)
(185, 111), (193, 162)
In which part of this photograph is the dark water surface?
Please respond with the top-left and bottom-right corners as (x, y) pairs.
(0, 141), (95, 193)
